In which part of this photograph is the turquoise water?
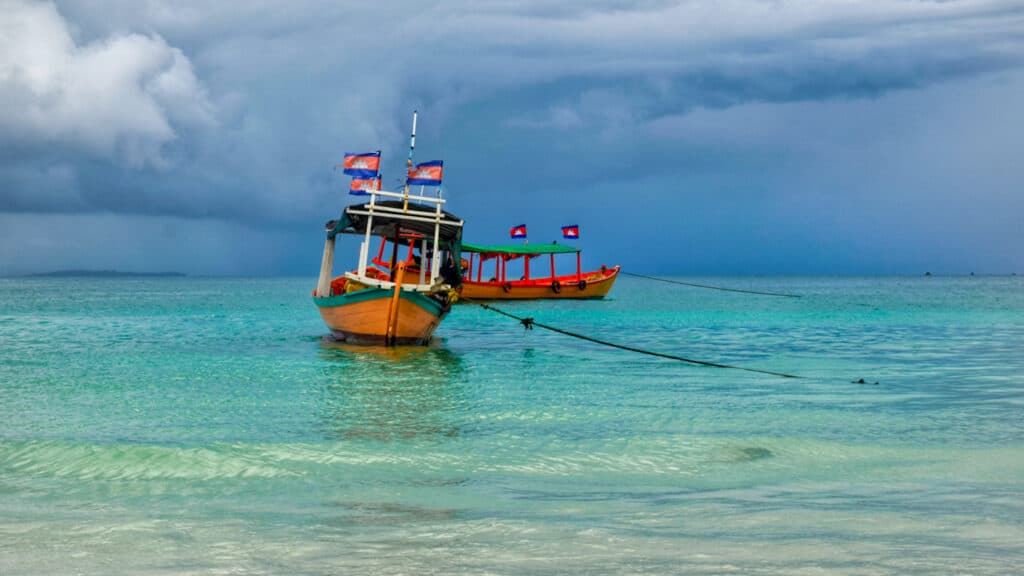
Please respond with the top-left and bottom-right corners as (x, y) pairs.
(1, 276), (1022, 574)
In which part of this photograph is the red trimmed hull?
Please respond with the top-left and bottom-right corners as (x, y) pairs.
(460, 266), (619, 300)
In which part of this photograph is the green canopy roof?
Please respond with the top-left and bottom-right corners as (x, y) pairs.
(462, 242), (579, 255)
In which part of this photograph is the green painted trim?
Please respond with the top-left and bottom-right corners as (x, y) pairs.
(313, 285), (445, 316)
(462, 242), (579, 255)
(400, 289), (446, 316)
(313, 285), (389, 307)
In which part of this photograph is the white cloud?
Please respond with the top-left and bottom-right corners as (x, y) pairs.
(0, 0), (214, 167)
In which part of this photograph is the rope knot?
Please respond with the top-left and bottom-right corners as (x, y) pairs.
(520, 317), (534, 330)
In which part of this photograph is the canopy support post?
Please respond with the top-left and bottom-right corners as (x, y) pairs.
(430, 189), (442, 283)
(419, 238), (427, 285)
(389, 228), (401, 278)
(316, 235), (335, 297)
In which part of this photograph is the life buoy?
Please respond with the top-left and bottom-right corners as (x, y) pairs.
(550, 280), (561, 294)
(577, 279), (587, 291)
(502, 282), (512, 293)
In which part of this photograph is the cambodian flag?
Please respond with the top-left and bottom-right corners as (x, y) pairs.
(510, 224), (527, 239)
(561, 225), (580, 239)
(343, 151), (380, 178)
(406, 160), (443, 186)
(349, 176), (381, 196)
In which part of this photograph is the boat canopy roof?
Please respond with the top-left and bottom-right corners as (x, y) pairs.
(462, 242), (580, 256)
(326, 200), (464, 247)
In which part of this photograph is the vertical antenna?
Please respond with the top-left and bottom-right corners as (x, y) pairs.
(403, 110), (417, 212)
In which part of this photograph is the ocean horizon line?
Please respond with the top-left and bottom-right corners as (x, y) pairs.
(2, 270), (1020, 279)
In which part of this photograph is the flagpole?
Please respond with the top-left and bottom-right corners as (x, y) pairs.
(403, 110), (417, 212)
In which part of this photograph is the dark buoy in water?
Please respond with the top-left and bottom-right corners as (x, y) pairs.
(924, 271), (932, 277)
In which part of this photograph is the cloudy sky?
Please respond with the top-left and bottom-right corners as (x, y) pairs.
(1, 0), (1022, 276)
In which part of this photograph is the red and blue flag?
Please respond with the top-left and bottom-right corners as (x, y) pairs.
(561, 225), (580, 239)
(343, 151), (381, 178)
(406, 160), (443, 186)
(349, 176), (381, 196)
(510, 224), (527, 239)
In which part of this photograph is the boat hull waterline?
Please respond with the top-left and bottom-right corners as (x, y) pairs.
(314, 286), (448, 345)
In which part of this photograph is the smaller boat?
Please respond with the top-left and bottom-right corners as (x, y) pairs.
(313, 196), (464, 345)
(458, 242), (619, 300)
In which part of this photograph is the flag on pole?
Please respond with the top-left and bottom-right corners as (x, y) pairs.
(349, 176), (381, 196)
(342, 151), (381, 178)
(406, 160), (443, 186)
(510, 224), (527, 239)
(561, 225), (580, 239)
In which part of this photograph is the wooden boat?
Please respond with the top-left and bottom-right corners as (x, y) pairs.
(313, 195), (464, 345)
(459, 242), (619, 300)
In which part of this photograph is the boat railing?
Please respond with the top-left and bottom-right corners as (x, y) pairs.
(366, 188), (447, 205)
(342, 271), (443, 293)
(355, 185), (462, 286)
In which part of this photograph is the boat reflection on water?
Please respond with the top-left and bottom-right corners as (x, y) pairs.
(316, 340), (466, 442)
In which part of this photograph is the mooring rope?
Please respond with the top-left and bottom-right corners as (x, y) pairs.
(620, 271), (802, 298)
(465, 299), (801, 379)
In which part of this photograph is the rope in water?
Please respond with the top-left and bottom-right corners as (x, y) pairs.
(465, 299), (801, 379)
(620, 271), (802, 298)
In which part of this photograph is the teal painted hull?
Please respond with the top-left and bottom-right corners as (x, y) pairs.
(313, 286), (446, 316)
(313, 286), (450, 345)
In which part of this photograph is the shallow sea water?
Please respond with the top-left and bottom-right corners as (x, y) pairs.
(1, 275), (1022, 574)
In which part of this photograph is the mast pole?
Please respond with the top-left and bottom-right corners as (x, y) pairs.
(403, 110), (417, 212)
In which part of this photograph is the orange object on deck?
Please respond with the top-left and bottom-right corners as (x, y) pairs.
(385, 262), (407, 344)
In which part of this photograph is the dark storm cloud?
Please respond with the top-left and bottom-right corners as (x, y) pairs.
(3, 0), (1022, 217)
(1, 0), (1023, 274)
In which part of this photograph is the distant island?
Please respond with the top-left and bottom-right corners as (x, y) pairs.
(27, 270), (186, 278)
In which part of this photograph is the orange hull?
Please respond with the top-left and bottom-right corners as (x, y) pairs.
(315, 288), (446, 345)
(460, 266), (619, 300)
